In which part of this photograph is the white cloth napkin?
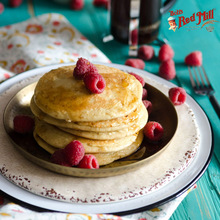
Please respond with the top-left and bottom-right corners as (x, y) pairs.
(0, 13), (196, 220)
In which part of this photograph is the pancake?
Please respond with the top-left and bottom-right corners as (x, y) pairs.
(59, 102), (148, 140)
(33, 131), (57, 154)
(30, 97), (143, 132)
(34, 118), (139, 153)
(34, 130), (144, 166)
(31, 63), (148, 167)
(34, 65), (143, 122)
(93, 130), (143, 166)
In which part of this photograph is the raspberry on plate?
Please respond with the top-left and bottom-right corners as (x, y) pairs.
(83, 73), (106, 94)
(185, 51), (202, 66)
(13, 115), (35, 134)
(169, 87), (187, 105)
(159, 59), (176, 80)
(158, 44), (174, 62)
(78, 155), (99, 169)
(74, 58), (99, 79)
(144, 121), (164, 142)
(89, 64), (99, 75)
(51, 149), (72, 167)
(64, 140), (85, 166)
(125, 59), (145, 69)
(129, 72), (145, 87)
(70, 0), (84, 10)
(142, 88), (148, 100)
(142, 100), (153, 114)
(73, 58), (92, 79)
(138, 45), (154, 61)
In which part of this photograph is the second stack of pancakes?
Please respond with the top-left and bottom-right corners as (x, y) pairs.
(30, 64), (148, 166)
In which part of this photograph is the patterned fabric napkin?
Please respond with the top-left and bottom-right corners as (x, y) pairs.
(0, 186), (197, 220)
(0, 13), (110, 82)
(0, 13), (196, 220)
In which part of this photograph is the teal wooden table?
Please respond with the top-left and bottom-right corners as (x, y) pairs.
(0, 0), (219, 219)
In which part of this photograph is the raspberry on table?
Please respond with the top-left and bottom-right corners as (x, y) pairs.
(70, 0), (84, 10)
(131, 29), (138, 45)
(0, 3), (4, 14)
(185, 51), (202, 66)
(93, 0), (109, 8)
(64, 140), (85, 166)
(158, 44), (174, 62)
(125, 59), (145, 70)
(144, 121), (164, 142)
(51, 149), (72, 167)
(78, 155), (99, 169)
(138, 45), (154, 61)
(142, 100), (153, 114)
(142, 88), (148, 100)
(9, 0), (22, 8)
(159, 59), (176, 80)
(169, 87), (187, 105)
(129, 72), (145, 87)
(13, 115), (35, 134)
(83, 73), (106, 94)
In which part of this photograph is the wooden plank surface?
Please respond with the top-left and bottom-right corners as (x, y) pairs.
(0, 0), (219, 219)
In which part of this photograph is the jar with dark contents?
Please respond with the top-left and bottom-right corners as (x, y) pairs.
(110, 0), (175, 44)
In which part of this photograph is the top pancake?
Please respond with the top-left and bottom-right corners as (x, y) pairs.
(34, 65), (143, 122)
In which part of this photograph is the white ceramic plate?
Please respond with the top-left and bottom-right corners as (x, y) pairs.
(0, 63), (213, 215)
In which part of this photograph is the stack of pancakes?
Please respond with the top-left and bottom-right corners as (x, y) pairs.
(30, 64), (148, 166)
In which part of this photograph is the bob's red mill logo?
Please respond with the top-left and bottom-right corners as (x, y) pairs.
(168, 9), (218, 32)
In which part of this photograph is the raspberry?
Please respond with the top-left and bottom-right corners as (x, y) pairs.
(89, 64), (99, 75)
(144, 121), (164, 142)
(64, 140), (85, 166)
(169, 87), (187, 105)
(142, 88), (147, 100)
(131, 29), (138, 45)
(73, 58), (92, 79)
(125, 59), (145, 69)
(138, 45), (154, 61)
(70, 0), (84, 10)
(9, 0), (22, 7)
(13, 115), (35, 134)
(83, 73), (106, 94)
(78, 155), (99, 169)
(185, 51), (202, 66)
(51, 149), (72, 167)
(73, 58), (98, 80)
(142, 100), (152, 114)
(129, 72), (145, 87)
(93, 0), (109, 8)
(159, 59), (176, 80)
(158, 44), (174, 62)
(0, 3), (4, 14)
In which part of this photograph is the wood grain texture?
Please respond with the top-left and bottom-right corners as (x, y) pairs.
(0, 0), (219, 219)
